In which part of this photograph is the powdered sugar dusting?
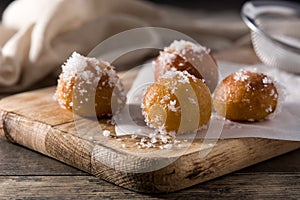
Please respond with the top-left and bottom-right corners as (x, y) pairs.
(224, 69), (281, 121)
(154, 40), (211, 80)
(165, 40), (209, 55)
(162, 70), (198, 86)
(61, 52), (100, 84)
(54, 52), (125, 112)
(265, 75), (285, 120)
(157, 52), (176, 70)
(142, 70), (202, 133)
(233, 70), (249, 81)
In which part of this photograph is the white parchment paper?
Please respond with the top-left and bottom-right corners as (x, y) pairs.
(115, 61), (300, 141)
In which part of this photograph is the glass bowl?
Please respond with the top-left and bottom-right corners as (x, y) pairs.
(241, 1), (300, 74)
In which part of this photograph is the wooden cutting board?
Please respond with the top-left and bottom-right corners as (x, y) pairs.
(0, 47), (299, 193)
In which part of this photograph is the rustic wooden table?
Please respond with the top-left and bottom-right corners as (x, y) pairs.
(0, 138), (299, 199)
(0, 47), (299, 199)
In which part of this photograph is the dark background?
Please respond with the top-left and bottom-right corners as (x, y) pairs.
(1, 0), (300, 19)
(0, 0), (12, 17)
(0, 0), (250, 19)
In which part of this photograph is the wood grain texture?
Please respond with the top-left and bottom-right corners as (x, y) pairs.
(0, 87), (299, 193)
(0, 139), (86, 176)
(240, 148), (300, 173)
(0, 174), (299, 199)
(1, 136), (300, 175)
(1, 137), (299, 199)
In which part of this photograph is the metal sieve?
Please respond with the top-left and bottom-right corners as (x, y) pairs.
(241, 1), (300, 74)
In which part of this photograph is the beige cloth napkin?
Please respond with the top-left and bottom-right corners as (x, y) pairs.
(0, 0), (249, 93)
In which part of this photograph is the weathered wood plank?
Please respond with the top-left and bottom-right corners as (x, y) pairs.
(1, 136), (299, 177)
(0, 174), (299, 199)
(0, 88), (73, 126)
(0, 139), (86, 176)
(240, 148), (300, 173)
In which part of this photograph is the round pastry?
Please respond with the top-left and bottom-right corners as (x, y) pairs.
(154, 40), (219, 92)
(213, 70), (279, 121)
(55, 52), (126, 117)
(142, 70), (212, 134)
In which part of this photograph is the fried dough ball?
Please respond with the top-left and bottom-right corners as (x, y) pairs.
(142, 70), (212, 134)
(154, 40), (219, 92)
(55, 52), (126, 117)
(213, 70), (279, 121)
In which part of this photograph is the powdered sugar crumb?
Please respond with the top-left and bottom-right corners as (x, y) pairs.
(234, 70), (249, 81)
(102, 130), (111, 137)
(262, 76), (273, 84)
(134, 129), (178, 149)
(168, 100), (178, 112)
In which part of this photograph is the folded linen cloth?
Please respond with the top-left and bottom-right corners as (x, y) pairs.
(0, 0), (249, 92)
